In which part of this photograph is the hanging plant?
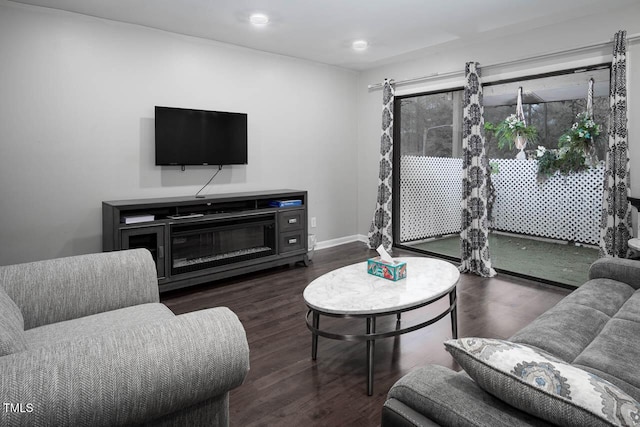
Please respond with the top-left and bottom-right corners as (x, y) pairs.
(536, 79), (601, 178)
(559, 112), (601, 151)
(484, 87), (538, 156)
(484, 114), (538, 150)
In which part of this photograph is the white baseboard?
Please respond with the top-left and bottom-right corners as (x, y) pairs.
(355, 234), (369, 244)
(314, 234), (368, 250)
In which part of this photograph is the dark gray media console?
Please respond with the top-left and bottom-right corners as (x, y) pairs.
(103, 189), (308, 292)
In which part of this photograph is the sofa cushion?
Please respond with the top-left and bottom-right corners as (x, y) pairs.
(0, 286), (27, 355)
(445, 337), (640, 427)
(509, 303), (610, 362)
(24, 303), (175, 349)
(510, 279), (634, 362)
(615, 290), (640, 322)
(386, 364), (550, 427)
(561, 279), (636, 317)
(510, 279), (640, 402)
(573, 317), (640, 401)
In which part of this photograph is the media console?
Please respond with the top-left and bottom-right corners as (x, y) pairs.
(103, 189), (308, 293)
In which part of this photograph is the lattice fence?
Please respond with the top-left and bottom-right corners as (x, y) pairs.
(399, 156), (604, 245)
(491, 159), (604, 244)
(400, 156), (462, 241)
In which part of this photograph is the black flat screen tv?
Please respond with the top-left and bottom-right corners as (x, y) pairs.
(155, 106), (248, 166)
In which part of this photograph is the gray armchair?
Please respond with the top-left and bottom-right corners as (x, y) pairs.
(0, 249), (249, 426)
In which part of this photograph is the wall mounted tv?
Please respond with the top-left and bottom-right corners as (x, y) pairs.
(155, 106), (248, 166)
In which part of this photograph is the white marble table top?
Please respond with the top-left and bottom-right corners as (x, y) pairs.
(629, 238), (640, 251)
(303, 257), (460, 315)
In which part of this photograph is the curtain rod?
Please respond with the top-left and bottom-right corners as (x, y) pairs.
(368, 32), (640, 90)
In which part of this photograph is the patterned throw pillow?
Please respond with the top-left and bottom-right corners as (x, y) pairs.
(445, 337), (640, 427)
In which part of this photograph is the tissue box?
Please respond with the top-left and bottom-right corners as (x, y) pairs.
(367, 257), (407, 281)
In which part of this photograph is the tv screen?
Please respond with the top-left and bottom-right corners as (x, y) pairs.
(155, 106), (248, 166)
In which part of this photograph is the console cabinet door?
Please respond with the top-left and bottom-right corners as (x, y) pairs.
(120, 225), (166, 279)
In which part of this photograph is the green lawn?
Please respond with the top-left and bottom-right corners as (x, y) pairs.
(406, 233), (599, 287)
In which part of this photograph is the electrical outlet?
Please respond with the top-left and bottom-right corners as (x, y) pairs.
(311, 217), (317, 228)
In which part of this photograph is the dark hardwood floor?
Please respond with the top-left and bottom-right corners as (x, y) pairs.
(161, 242), (571, 427)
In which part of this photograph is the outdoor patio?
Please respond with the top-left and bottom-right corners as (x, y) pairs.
(399, 157), (604, 287)
(406, 233), (599, 287)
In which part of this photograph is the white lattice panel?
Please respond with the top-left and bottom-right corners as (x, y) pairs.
(399, 157), (604, 245)
(400, 156), (462, 241)
(491, 159), (604, 244)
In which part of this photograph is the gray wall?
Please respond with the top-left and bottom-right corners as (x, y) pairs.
(2, 1), (640, 265)
(0, 2), (358, 264)
(356, 3), (640, 238)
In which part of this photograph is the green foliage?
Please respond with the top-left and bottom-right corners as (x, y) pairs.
(489, 161), (500, 175)
(536, 149), (560, 177)
(536, 147), (588, 178)
(556, 148), (588, 175)
(558, 112), (601, 152)
(484, 114), (538, 150)
(535, 112), (600, 178)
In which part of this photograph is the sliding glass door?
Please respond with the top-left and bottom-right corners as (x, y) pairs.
(395, 90), (463, 261)
(395, 66), (610, 287)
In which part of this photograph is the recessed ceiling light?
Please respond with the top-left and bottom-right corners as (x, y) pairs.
(250, 13), (269, 26)
(352, 40), (368, 51)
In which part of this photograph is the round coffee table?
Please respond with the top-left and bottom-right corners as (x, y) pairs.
(303, 257), (460, 395)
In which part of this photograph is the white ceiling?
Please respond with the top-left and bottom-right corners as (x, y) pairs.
(9, 0), (638, 70)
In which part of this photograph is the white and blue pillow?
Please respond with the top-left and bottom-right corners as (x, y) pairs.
(445, 337), (640, 427)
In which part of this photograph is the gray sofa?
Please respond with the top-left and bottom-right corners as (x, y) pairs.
(0, 249), (249, 426)
(382, 257), (640, 426)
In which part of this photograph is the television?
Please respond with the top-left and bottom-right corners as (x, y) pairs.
(155, 106), (248, 166)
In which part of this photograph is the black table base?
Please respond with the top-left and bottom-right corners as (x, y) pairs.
(305, 288), (457, 396)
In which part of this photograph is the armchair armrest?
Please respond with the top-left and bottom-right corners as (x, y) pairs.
(0, 249), (159, 329)
(589, 257), (640, 290)
(0, 307), (249, 426)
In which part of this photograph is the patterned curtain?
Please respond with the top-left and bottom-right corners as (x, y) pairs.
(368, 79), (394, 252)
(460, 62), (496, 277)
(599, 30), (632, 258)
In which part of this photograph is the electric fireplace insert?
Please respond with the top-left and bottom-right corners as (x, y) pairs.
(170, 213), (276, 275)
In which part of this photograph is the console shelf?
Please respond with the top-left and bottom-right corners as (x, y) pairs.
(103, 189), (308, 292)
